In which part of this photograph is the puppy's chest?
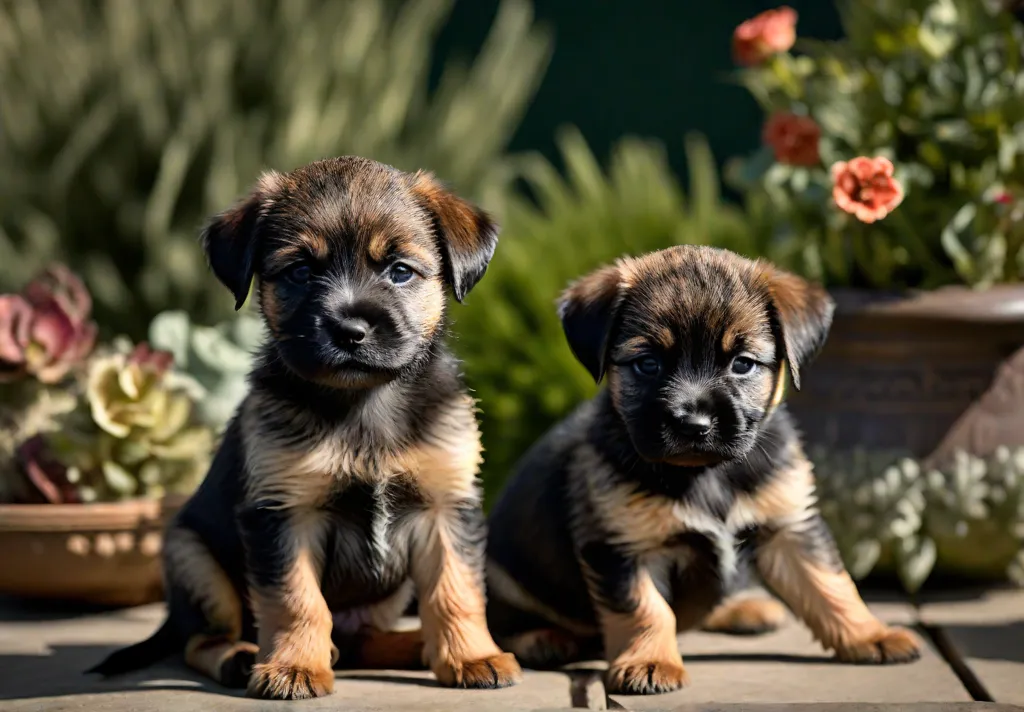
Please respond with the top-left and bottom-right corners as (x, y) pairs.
(319, 477), (422, 610)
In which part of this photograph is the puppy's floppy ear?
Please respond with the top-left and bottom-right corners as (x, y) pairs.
(201, 171), (281, 310)
(758, 263), (835, 390)
(558, 264), (625, 383)
(409, 171), (498, 302)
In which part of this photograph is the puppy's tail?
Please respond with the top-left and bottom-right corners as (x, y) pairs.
(85, 618), (178, 677)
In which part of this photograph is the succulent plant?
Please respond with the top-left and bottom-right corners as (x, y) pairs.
(0, 264), (97, 384)
(147, 309), (263, 429)
(14, 341), (215, 503)
(813, 445), (1024, 592)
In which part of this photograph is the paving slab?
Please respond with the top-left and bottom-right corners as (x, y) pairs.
(919, 587), (1024, 705)
(606, 601), (971, 709)
(0, 600), (569, 711)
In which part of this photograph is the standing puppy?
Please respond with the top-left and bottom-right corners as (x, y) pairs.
(89, 157), (521, 699)
(486, 245), (920, 695)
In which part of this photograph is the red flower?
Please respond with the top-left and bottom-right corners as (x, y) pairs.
(763, 113), (821, 166)
(733, 6), (798, 66)
(831, 157), (905, 224)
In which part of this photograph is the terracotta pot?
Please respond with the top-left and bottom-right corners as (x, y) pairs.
(787, 285), (1024, 459)
(0, 495), (185, 607)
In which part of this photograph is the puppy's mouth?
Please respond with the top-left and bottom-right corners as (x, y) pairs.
(655, 451), (726, 468)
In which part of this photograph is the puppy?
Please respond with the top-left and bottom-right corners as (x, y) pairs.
(89, 157), (521, 699)
(485, 245), (921, 695)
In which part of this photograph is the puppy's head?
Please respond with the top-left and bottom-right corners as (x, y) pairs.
(559, 245), (834, 467)
(201, 157), (497, 389)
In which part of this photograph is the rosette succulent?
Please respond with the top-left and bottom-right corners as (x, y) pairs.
(148, 309), (263, 429)
(18, 341), (214, 503)
(0, 264), (97, 384)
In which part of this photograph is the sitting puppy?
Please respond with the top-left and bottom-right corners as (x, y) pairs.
(485, 245), (921, 695)
(89, 157), (521, 699)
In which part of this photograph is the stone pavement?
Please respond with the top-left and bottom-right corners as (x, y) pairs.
(0, 588), (1020, 711)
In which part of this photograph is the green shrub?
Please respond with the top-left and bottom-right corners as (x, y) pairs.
(0, 0), (551, 339)
(454, 127), (778, 504)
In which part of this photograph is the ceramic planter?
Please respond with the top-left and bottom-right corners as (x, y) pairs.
(788, 285), (1024, 459)
(0, 496), (184, 606)
(789, 285), (1024, 586)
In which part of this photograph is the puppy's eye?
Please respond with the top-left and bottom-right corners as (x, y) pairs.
(632, 356), (662, 378)
(731, 356), (757, 375)
(389, 262), (415, 285)
(286, 264), (311, 285)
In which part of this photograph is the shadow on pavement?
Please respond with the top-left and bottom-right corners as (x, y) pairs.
(0, 643), (234, 701)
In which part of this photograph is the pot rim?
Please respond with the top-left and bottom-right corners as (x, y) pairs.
(830, 284), (1024, 323)
(0, 495), (186, 532)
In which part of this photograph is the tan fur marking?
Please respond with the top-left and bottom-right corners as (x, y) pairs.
(185, 635), (258, 684)
(744, 449), (917, 660)
(248, 513), (334, 698)
(399, 398), (482, 504)
(163, 526), (242, 637)
(656, 326), (675, 349)
(579, 445), (684, 553)
(756, 535), (884, 653)
(701, 596), (788, 634)
(728, 444), (816, 531)
(409, 171), (489, 257)
(296, 233), (330, 261)
(410, 510), (517, 686)
(367, 231), (391, 262)
(599, 568), (688, 693)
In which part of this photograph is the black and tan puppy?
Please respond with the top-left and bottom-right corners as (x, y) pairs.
(88, 157), (521, 699)
(486, 245), (921, 695)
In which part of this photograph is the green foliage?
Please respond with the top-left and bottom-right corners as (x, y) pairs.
(0, 0), (551, 339)
(814, 445), (1024, 592)
(455, 127), (776, 503)
(731, 0), (1024, 289)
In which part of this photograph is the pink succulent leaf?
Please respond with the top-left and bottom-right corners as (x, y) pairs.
(24, 264), (93, 326)
(16, 436), (79, 504)
(28, 299), (76, 357)
(0, 294), (32, 365)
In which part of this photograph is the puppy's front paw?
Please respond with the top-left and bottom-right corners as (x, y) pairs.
(835, 627), (922, 665)
(606, 659), (689, 695)
(702, 597), (788, 636)
(247, 662), (335, 699)
(434, 652), (522, 689)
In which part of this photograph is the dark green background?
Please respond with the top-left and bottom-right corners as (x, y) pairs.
(433, 1), (842, 182)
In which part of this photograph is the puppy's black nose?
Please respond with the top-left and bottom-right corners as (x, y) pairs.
(329, 317), (370, 346)
(676, 413), (712, 438)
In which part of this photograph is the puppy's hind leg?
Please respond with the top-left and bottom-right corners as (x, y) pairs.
(700, 594), (788, 636)
(164, 526), (257, 688)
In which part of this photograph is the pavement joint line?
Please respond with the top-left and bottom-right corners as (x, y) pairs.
(920, 623), (995, 703)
